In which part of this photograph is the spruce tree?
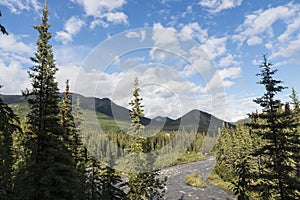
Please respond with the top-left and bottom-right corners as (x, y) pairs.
(0, 87), (21, 199)
(60, 80), (87, 199)
(250, 55), (300, 199)
(99, 143), (126, 200)
(290, 88), (300, 180)
(85, 155), (102, 200)
(126, 77), (166, 200)
(14, 2), (81, 199)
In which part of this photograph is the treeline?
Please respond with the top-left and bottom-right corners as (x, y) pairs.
(214, 56), (300, 199)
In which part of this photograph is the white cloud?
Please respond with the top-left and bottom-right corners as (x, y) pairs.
(0, 0), (41, 14)
(72, 0), (127, 16)
(105, 12), (128, 24)
(201, 36), (228, 60)
(125, 30), (146, 41)
(0, 34), (33, 66)
(224, 93), (258, 122)
(72, 65), (213, 119)
(56, 63), (81, 92)
(218, 54), (239, 68)
(188, 46), (213, 72)
(272, 33), (300, 58)
(71, 0), (128, 28)
(151, 23), (185, 59)
(90, 19), (108, 29)
(202, 67), (241, 92)
(247, 35), (262, 46)
(179, 22), (208, 42)
(55, 16), (85, 44)
(0, 61), (29, 94)
(199, 0), (242, 13)
(55, 32), (72, 44)
(234, 3), (299, 46)
(0, 34), (33, 54)
(278, 13), (300, 42)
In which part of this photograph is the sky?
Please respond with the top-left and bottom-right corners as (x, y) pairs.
(0, 0), (300, 122)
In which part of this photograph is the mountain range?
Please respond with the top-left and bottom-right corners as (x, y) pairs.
(1, 93), (233, 135)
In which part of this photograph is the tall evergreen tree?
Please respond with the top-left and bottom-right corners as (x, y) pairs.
(61, 80), (86, 168)
(14, 2), (81, 199)
(0, 87), (21, 200)
(126, 77), (166, 200)
(250, 55), (300, 199)
(85, 155), (102, 200)
(289, 88), (300, 180)
(99, 143), (126, 200)
(60, 80), (87, 199)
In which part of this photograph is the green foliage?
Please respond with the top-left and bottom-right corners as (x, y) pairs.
(249, 55), (300, 199)
(128, 77), (145, 137)
(170, 152), (205, 166)
(185, 171), (207, 188)
(126, 77), (166, 200)
(85, 156), (102, 200)
(13, 2), (83, 199)
(213, 55), (300, 199)
(231, 158), (251, 200)
(0, 90), (21, 199)
(206, 172), (233, 190)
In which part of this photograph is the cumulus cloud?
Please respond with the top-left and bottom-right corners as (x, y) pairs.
(151, 23), (186, 61)
(125, 30), (146, 41)
(218, 54), (239, 68)
(0, 61), (29, 94)
(224, 93), (258, 122)
(71, 64), (212, 119)
(233, 3), (299, 47)
(0, 0), (41, 14)
(0, 34), (33, 54)
(71, 0), (128, 28)
(179, 22), (208, 42)
(72, 0), (127, 16)
(199, 67), (241, 93)
(0, 34), (33, 66)
(55, 16), (85, 44)
(188, 46), (213, 72)
(201, 36), (228, 60)
(199, 0), (243, 13)
(247, 35), (262, 46)
(105, 12), (128, 24)
(278, 13), (300, 42)
(272, 33), (300, 58)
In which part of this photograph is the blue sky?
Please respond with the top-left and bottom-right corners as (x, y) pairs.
(0, 0), (300, 122)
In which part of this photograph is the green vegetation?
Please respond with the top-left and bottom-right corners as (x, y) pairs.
(185, 171), (207, 188)
(206, 173), (233, 190)
(2, 1), (300, 199)
(171, 152), (205, 166)
(213, 56), (300, 199)
(126, 77), (166, 200)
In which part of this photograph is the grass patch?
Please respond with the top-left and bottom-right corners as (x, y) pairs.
(185, 172), (207, 188)
(171, 152), (205, 166)
(206, 172), (234, 191)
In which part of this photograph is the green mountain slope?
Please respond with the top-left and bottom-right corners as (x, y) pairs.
(1, 93), (232, 134)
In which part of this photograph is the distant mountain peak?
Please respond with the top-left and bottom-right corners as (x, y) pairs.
(1, 93), (233, 135)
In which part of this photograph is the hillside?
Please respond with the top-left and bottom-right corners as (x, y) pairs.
(0, 93), (232, 135)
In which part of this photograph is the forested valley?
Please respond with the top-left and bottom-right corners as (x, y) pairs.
(0, 1), (300, 200)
